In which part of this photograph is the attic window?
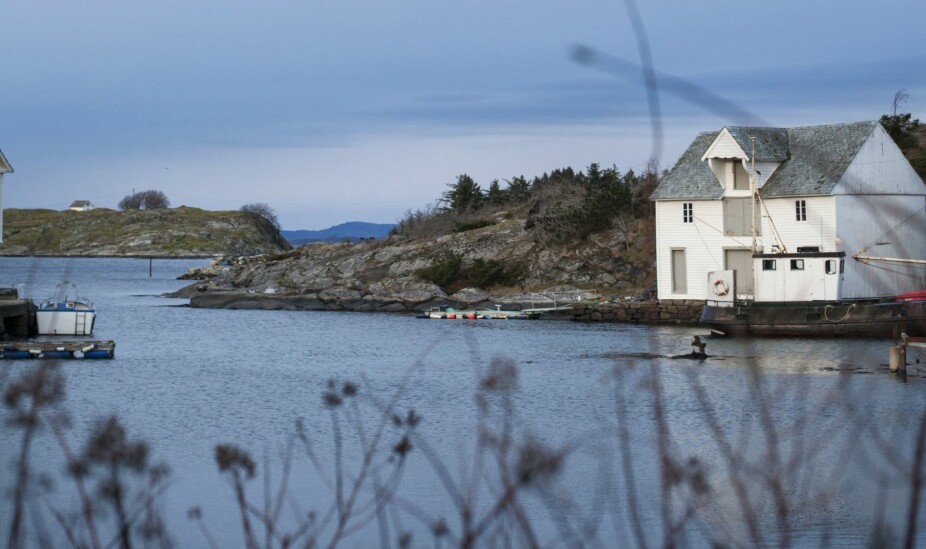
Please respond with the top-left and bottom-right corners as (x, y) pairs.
(683, 203), (693, 223)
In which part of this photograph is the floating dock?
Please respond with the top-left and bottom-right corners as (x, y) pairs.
(1, 340), (116, 359)
(417, 305), (577, 320)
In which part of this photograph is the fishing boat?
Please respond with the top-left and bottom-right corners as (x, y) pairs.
(35, 283), (96, 336)
(699, 229), (926, 338)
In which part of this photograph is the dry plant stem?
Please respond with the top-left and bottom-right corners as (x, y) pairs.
(686, 371), (763, 546)
(230, 467), (259, 549)
(903, 411), (926, 549)
(8, 413), (36, 549)
(612, 365), (649, 549)
(647, 364), (676, 549)
(46, 413), (107, 549)
(748, 367), (790, 549)
(109, 466), (131, 549)
(43, 501), (80, 549)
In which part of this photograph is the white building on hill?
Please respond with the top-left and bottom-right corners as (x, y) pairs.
(650, 121), (926, 301)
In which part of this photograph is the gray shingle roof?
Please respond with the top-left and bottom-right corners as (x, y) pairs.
(650, 131), (723, 200)
(726, 127), (789, 161)
(651, 121), (878, 200)
(760, 121), (876, 197)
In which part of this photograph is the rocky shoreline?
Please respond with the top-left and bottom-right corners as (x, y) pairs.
(164, 218), (705, 325)
(169, 287), (704, 325)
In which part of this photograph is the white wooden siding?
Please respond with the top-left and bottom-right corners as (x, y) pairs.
(701, 128), (746, 160)
(835, 125), (925, 196)
(655, 199), (761, 300)
(758, 196), (836, 253)
(0, 173), (4, 244)
(835, 194), (926, 298)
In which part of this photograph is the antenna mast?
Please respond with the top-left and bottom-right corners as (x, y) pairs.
(750, 137), (757, 253)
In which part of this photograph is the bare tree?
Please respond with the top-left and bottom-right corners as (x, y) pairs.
(240, 203), (281, 229)
(118, 190), (170, 210)
(894, 88), (911, 116)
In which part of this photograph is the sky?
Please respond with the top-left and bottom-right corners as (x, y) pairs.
(1, 1), (924, 230)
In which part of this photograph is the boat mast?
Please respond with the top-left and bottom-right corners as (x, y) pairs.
(751, 137), (757, 253)
(854, 252), (926, 265)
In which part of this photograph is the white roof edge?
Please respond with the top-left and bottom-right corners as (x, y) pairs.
(700, 127), (747, 161)
(0, 148), (13, 173)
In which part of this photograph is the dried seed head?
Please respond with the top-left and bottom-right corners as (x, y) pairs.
(393, 435), (412, 457)
(215, 444), (256, 478)
(516, 438), (563, 486)
(480, 357), (518, 392)
(432, 519), (449, 538)
(323, 391), (343, 408)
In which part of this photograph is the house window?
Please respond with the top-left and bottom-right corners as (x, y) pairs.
(825, 260), (837, 275)
(762, 259), (776, 271)
(795, 200), (807, 221)
(790, 259), (804, 271)
(683, 203), (693, 223)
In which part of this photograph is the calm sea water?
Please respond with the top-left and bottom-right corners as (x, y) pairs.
(1, 257), (925, 547)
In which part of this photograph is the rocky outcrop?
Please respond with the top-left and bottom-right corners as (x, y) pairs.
(169, 217), (669, 318)
(0, 207), (290, 257)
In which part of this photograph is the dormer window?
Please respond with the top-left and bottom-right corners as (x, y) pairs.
(732, 161), (749, 190)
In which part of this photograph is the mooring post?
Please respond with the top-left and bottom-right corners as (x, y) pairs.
(899, 341), (907, 373)
(890, 346), (900, 372)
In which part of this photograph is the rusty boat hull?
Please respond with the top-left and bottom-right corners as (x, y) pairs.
(700, 298), (926, 338)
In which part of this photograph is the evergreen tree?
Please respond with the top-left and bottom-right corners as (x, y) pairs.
(505, 176), (531, 203)
(486, 179), (505, 205)
(441, 174), (484, 212)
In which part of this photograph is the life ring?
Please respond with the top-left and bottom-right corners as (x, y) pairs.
(712, 279), (730, 297)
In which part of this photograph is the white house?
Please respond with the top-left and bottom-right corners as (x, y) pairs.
(69, 200), (95, 211)
(0, 149), (13, 244)
(651, 121), (926, 302)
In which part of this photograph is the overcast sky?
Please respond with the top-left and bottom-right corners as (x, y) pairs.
(1, 1), (924, 230)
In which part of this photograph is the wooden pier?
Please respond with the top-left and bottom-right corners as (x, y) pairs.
(1, 340), (116, 359)
(0, 291), (35, 338)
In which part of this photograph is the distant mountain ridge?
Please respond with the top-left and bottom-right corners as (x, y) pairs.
(281, 222), (395, 245)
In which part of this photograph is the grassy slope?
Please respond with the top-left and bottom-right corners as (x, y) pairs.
(1, 206), (291, 257)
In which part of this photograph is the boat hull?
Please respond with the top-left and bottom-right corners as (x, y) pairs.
(36, 310), (96, 336)
(700, 299), (926, 338)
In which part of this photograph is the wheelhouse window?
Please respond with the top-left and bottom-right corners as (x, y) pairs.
(825, 260), (837, 274)
(795, 200), (807, 221)
(683, 203), (693, 223)
(762, 259), (776, 271)
(790, 259), (805, 270)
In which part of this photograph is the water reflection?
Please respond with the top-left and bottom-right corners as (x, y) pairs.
(1, 257), (924, 547)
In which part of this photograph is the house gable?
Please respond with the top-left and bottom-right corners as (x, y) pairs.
(0, 148), (12, 174)
(833, 123), (926, 196)
(701, 128), (747, 161)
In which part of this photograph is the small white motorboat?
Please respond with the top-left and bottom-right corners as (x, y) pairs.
(35, 282), (96, 336)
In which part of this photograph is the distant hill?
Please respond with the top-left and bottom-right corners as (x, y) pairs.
(281, 222), (395, 246)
